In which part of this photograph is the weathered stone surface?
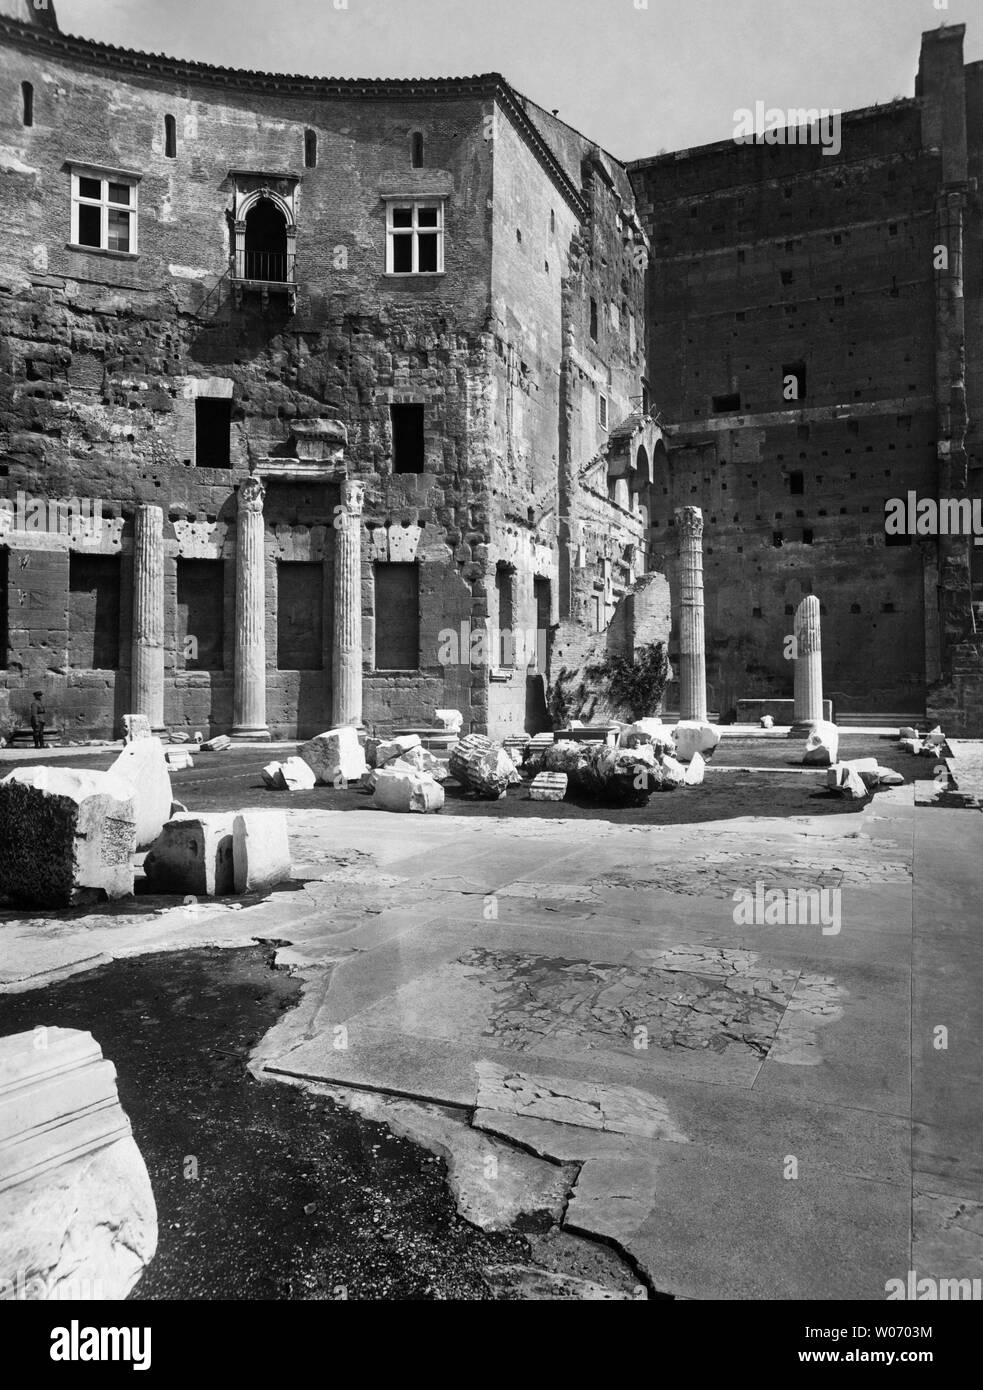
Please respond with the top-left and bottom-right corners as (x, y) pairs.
(481, 1265), (640, 1300)
(827, 764), (870, 799)
(449, 734), (513, 799)
(261, 757), (317, 791)
(108, 736), (172, 851)
(804, 721), (839, 767)
(232, 810), (292, 893)
(659, 753), (687, 788)
(143, 813), (235, 896)
(760, 714), (775, 729)
(529, 771), (568, 801)
(122, 714), (152, 743)
(900, 737), (924, 756)
(673, 719), (721, 761)
(475, 1061), (689, 1141)
(0, 1028), (157, 1301)
(164, 748), (194, 770)
(618, 718), (674, 755)
(683, 751), (706, 786)
(434, 709), (464, 732)
(0, 767), (137, 907)
(200, 734), (232, 752)
(299, 727), (367, 784)
(877, 768), (905, 787)
(543, 741), (657, 806)
(372, 768), (445, 813)
(375, 734), (423, 766)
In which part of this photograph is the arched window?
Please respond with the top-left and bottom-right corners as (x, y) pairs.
(21, 81), (33, 128)
(244, 199), (288, 282)
(164, 114), (177, 158)
(411, 131), (424, 168)
(304, 129), (317, 168)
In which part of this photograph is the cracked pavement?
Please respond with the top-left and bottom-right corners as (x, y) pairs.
(2, 779), (982, 1299)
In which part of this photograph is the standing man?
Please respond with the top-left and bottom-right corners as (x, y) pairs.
(29, 690), (46, 749)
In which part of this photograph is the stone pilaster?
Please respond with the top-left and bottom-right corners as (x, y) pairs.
(792, 594), (824, 731)
(676, 506), (707, 721)
(232, 476), (270, 742)
(331, 478), (365, 727)
(131, 504), (164, 732)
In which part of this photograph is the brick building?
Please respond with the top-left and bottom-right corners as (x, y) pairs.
(0, 0), (659, 741)
(629, 25), (983, 732)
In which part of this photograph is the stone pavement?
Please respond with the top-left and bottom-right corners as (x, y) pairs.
(2, 787), (981, 1299)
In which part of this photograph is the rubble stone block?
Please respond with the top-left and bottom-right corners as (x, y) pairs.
(803, 722), (839, 767)
(0, 1028), (157, 1302)
(434, 709), (464, 732)
(684, 751), (706, 786)
(375, 734), (423, 767)
(299, 727), (367, 784)
(760, 715), (774, 729)
(122, 714), (152, 743)
(673, 720), (721, 761)
(529, 772), (568, 801)
(0, 767), (137, 907)
(164, 749), (194, 770)
(659, 754), (687, 787)
(877, 768), (905, 786)
(372, 768), (445, 813)
(108, 736), (172, 851)
(900, 738), (923, 756)
(143, 813), (235, 896)
(232, 811), (292, 893)
(449, 734), (513, 799)
(827, 764), (869, 799)
(262, 757), (316, 791)
(543, 741), (657, 806)
(200, 734), (232, 752)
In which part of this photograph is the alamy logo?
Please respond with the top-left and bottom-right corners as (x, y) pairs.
(732, 881), (841, 935)
(733, 104), (842, 156)
(886, 1271), (982, 1300)
(884, 493), (983, 545)
(50, 1321), (151, 1371)
(0, 490), (104, 539)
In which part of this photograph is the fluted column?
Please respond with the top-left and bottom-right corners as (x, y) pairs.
(792, 594), (824, 731)
(131, 503), (164, 731)
(232, 476), (270, 741)
(332, 478), (364, 727)
(676, 506), (707, 721)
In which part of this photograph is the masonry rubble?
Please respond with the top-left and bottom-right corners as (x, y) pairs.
(529, 771), (568, 801)
(803, 721), (839, 767)
(108, 736), (173, 850)
(232, 811), (292, 893)
(449, 735), (516, 800)
(0, 766), (137, 907)
(371, 767), (445, 814)
(299, 727), (367, 785)
(143, 813), (235, 896)
(262, 757), (318, 791)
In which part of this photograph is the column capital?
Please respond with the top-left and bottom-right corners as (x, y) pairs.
(238, 476), (266, 514)
(340, 478), (366, 516)
(675, 505), (704, 543)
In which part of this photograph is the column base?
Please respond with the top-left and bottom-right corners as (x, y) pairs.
(788, 719), (820, 738)
(231, 726), (272, 743)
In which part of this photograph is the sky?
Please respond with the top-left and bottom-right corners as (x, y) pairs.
(54, 0), (982, 163)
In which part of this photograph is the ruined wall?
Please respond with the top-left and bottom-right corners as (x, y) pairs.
(0, 19), (498, 737)
(631, 102), (943, 715)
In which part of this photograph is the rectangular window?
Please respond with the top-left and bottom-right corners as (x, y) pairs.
(390, 403), (425, 474)
(70, 169), (139, 255)
(589, 297), (598, 340)
(374, 563), (419, 670)
(276, 562), (324, 670)
(68, 554), (120, 670)
(176, 559), (224, 670)
(386, 200), (444, 274)
(598, 394), (609, 431)
(496, 567), (515, 668)
(712, 392), (741, 413)
(533, 576), (550, 671)
(789, 471), (804, 495)
(195, 398), (232, 469)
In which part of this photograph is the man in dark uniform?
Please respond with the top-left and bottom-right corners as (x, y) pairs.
(29, 690), (46, 749)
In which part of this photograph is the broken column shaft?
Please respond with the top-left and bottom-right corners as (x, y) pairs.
(232, 476), (270, 742)
(676, 506), (707, 722)
(793, 594), (824, 731)
(131, 503), (164, 732)
(331, 478), (364, 727)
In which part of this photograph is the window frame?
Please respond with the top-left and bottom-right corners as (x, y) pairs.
(598, 393), (609, 431)
(385, 198), (445, 276)
(69, 165), (140, 257)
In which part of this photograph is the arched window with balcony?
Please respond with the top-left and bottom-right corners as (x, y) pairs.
(230, 181), (299, 312)
(244, 199), (288, 282)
